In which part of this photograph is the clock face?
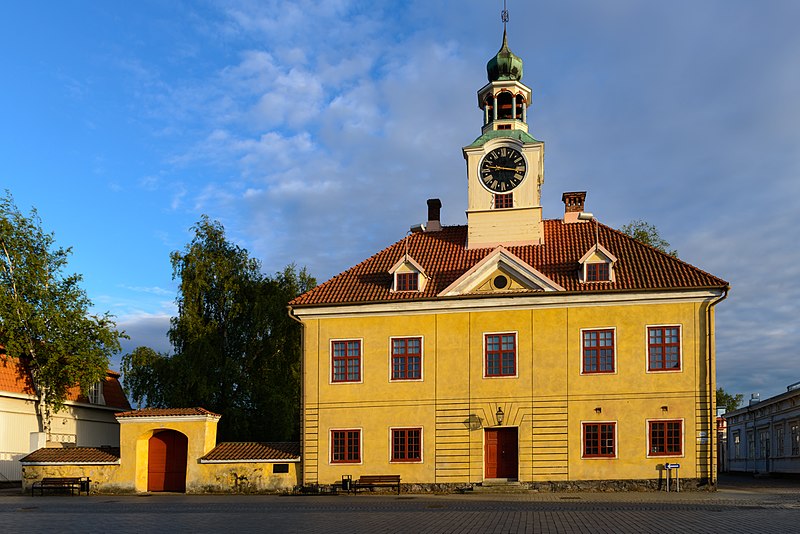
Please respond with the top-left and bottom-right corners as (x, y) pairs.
(479, 147), (527, 193)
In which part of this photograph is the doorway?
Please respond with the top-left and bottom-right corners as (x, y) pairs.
(484, 427), (518, 479)
(147, 430), (188, 492)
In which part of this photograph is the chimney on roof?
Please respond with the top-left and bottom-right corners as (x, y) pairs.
(426, 198), (442, 232)
(562, 191), (587, 223)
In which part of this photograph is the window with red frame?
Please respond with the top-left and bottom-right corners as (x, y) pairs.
(485, 333), (516, 377)
(583, 422), (616, 458)
(396, 272), (418, 291)
(331, 429), (360, 463)
(586, 263), (610, 281)
(494, 193), (513, 209)
(332, 340), (361, 382)
(391, 337), (422, 380)
(648, 326), (681, 371)
(392, 428), (422, 462)
(649, 420), (682, 456)
(582, 329), (615, 373)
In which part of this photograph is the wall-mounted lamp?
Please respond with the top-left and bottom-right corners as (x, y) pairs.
(595, 407), (602, 414)
(661, 405), (669, 412)
(496, 406), (504, 426)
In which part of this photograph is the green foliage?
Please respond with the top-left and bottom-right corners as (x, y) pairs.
(716, 387), (744, 413)
(0, 191), (123, 429)
(121, 215), (316, 441)
(619, 219), (678, 257)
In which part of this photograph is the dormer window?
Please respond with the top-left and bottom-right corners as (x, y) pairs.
(396, 272), (418, 291)
(390, 255), (427, 293)
(586, 263), (609, 282)
(88, 381), (105, 405)
(579, 244), (617, 283)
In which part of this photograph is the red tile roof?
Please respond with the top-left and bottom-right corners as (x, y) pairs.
(20, 447), (120, 464)
(115, 407), (221, 418)
(0, 353), (129, 410)
(0, 354), (35, 395)
(290, 221), (728, 307)
(200, 442), (301, 462)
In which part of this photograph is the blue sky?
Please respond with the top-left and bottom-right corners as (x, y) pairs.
(2, 0), (799, 401)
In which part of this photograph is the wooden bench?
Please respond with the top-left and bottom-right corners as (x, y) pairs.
(31, 477), (90, 496)
(352, 475), (401, 494)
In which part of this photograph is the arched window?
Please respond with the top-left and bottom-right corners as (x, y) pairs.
(497, 91), (513, 120)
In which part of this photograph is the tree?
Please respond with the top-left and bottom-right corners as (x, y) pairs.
(0, 190), (123, 434)
(619, 219), (678, 257)
(716, 387), (744, 413)
(121, 215), (315, 441)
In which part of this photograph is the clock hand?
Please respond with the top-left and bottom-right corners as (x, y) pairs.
(486, 165), (522, 172)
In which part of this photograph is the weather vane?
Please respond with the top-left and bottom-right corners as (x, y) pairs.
(502, 0), (509, 30)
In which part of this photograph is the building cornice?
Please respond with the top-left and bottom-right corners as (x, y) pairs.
(291, 288), (726, 320)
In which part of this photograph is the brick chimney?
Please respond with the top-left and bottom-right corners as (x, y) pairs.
(562, 191), (587, 223)
(426, 198), (442, 232)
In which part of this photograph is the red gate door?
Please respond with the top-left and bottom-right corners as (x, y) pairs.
(148, 430), (188, 492)
(485, 428), (518, 479)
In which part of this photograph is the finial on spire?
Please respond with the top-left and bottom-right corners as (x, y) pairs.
(501, 0), (509, 31)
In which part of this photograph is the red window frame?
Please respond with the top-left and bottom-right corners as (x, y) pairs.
(391, 428), (422, 462)
(331, 429), (360, 463)
(391, 337), (422, 380)
(648, 326), (681, 371)
(586, 263), (610, 281)
(331, 340), (361, 383)
(583, 422), (616, 458)
(396, 272), (418, 291)
(484, 333), (517, 377)
(648, 420), (682, 456)
(582, 329), (615, 374)
(494, 193), (513, 209)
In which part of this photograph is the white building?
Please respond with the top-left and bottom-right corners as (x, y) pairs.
(0, 353), (130, 482)
(724, 382), (800, 475)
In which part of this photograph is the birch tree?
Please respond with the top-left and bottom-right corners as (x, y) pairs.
(0, 191), (123, 434)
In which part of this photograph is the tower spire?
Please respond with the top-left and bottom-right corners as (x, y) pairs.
(502, 0), (509, 32)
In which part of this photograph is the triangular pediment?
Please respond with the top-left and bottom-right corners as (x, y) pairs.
(438, 246), (564, 297)
(579, 244), (617, 265)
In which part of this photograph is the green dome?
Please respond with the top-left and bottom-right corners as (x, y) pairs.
(486, 29), (523, 82)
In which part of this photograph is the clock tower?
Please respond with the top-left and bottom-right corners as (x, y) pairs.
(463, 28), (545, 249)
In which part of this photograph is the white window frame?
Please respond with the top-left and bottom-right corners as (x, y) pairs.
(482, 331), (519, 379)
(388, 336), (424, 382)
(580, 420), (618, 459)
(644, 324), (683, 374)
(579, 327), (618, 376)
(329, 338), (364, 385)
(329, 427), (363, 465)
(388, 426), (424, 463)
(645, 418), (685, 459)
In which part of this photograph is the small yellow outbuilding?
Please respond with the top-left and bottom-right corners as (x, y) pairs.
(21, 407), (300, 494)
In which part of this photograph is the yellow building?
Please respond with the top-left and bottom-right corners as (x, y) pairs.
(289, 30), (729, 490)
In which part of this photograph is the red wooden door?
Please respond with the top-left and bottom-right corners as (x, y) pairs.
(148, 430), (188, 492)
(485, 428), (518, 479)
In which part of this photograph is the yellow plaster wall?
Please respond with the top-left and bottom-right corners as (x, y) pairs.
(302, 299), (714, 486)
(193, 462), (299, 493)
(22, 464), (123, 494)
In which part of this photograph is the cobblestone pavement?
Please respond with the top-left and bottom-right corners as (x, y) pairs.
(2, 476), (798, 534)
